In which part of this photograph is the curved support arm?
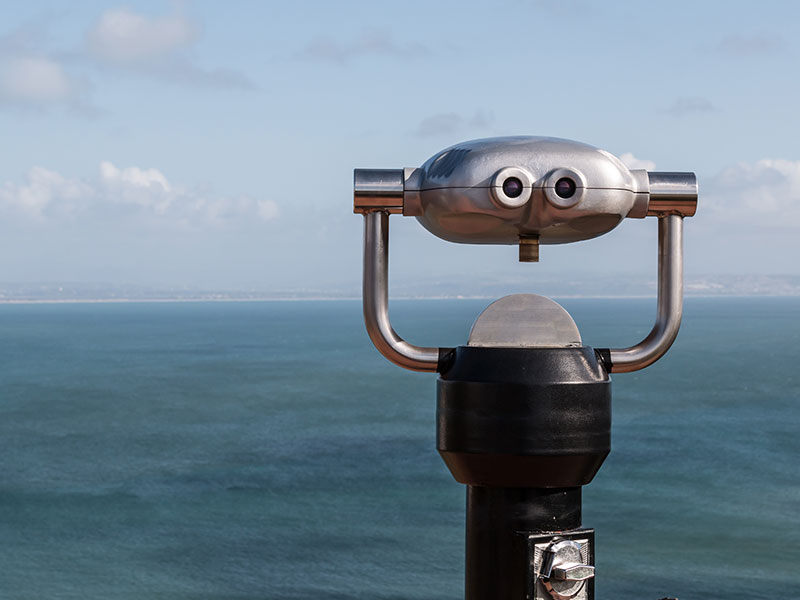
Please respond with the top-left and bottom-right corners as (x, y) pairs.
(362, 211), (441, 372)
(601, 214), (684, 373)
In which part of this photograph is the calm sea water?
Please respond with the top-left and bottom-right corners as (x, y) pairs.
(0, 298), (798, 599)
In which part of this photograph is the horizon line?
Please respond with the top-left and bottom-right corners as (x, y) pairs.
(1, 293), (799, 305)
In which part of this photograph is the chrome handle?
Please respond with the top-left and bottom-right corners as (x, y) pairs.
(601, 214), (684, 373)
(362, 211), (441, 372)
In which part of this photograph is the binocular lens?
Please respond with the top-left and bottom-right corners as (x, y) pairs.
(502, 177), (524, 198)
(555, 177), (576, 199)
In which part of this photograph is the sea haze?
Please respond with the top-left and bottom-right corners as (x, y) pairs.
(0, 298), (798, 599)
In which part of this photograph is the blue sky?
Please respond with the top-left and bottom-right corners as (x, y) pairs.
(1, 1), (799, 292)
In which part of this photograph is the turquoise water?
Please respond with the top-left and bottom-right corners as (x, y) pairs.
(0, 298), (798, 599)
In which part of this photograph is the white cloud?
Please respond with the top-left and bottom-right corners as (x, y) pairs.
(298, 29), (429, 64)
(705, 158), (800, 228)
(86, 8), (198, 63)
(84, 7), (254, 89)
(257, 199), (279, 221)
(614, 154), (800, 231)
(100, 160), (174, 215)
(0, 8), (253, 114)
(716, 33), (783, 57)
(0, 162), (278, 225)
(0, 166), (93, 218)
(0, 56), (72, 103)
(100, 161), (171, 190)
(0, 28), (94, 112)
(414, 110), (493, 138)
(661, 96), (716, 117)
(619, 152), (656, 171)
(183, 190), (279, 225)
(529, 0), (596, 16)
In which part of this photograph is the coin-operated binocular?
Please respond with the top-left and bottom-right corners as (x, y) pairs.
(353, 137), (697, 600)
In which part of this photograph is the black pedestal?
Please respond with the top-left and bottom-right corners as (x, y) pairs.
(437, 347), (610, 600)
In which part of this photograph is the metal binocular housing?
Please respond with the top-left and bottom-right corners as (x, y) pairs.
(354, 136), (697, 374)
(355, 136), (695, 248)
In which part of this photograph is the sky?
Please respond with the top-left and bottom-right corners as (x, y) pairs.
(1, 0), (799, 294)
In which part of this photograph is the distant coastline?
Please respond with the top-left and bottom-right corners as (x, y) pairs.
(2, 293), (799, 305)
(1, 274), (799, 304)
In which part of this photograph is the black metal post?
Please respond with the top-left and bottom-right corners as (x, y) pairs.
(466, 486), (582, 599)
(437, 346), (610, 600)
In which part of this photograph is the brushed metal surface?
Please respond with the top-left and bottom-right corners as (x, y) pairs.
(468, 294), (581, 348)
(409, 137), (639, 245)
(647, 171), (698, 216)
(361, 211), (440, 372)
(606, 215), (683, 372)
(353, 169), (404, 213)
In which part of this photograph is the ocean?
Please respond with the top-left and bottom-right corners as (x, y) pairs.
(0, 298), (798, 599)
